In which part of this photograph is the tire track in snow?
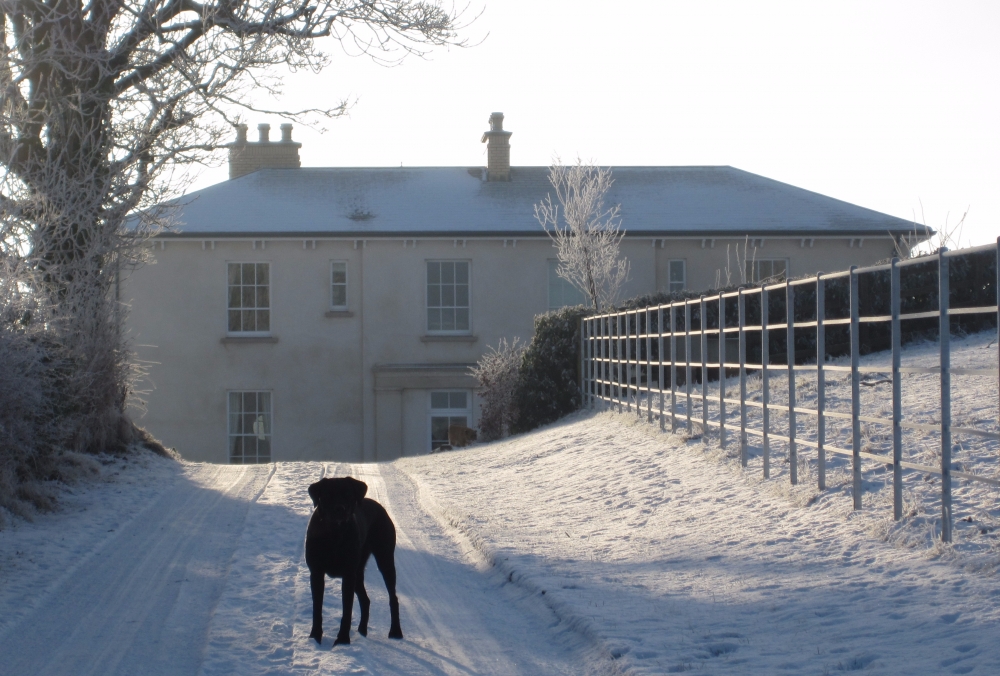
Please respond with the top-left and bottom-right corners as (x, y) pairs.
(0, 463), (273, 676)
(200, 461), (600, 676)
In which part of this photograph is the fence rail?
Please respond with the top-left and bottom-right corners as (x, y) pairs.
(581, 239), (1000, 542)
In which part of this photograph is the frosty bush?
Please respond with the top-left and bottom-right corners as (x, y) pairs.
(512, 306), (590, 434)
(470, 338), (525, 441)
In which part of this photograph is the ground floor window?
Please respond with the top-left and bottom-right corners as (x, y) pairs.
(429, 390), (471, 450)
(228, 391), (272, 463)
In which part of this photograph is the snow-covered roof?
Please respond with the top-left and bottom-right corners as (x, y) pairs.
(156, 166), (923, 238)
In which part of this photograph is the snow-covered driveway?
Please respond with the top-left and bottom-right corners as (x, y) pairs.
(0, 459), (594, 676)
(0, 462), (273, 676)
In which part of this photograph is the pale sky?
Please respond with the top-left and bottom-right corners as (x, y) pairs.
(191, 0), (999, 247)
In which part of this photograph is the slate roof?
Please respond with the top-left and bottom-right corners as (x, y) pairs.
(155, 165), (925, 239)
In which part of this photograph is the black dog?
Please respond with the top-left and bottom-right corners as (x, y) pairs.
(306, 476), (403, 645)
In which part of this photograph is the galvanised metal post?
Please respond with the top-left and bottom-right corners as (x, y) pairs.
(670, 304), (678, 433)
(787, 279), (797, 486)
(850, 266), (862, 511)
(891, 258), (903, 520)
(685, 301), (693, 435)
(701, 295), (709, 441)
(646, 308), (653, 423)
(658, 306), (665, 431)
(762, 285), (771, 479)
(739, 288), (748, 467)
(625, 311), (633, 414)
(719, 290), (727, 449)
(939, 248), (952, 543)
(816, 274), (826, 491)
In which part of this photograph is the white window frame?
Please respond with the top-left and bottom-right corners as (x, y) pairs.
(426, 260), (471, 334)
(547, 259), (587, 310)
(227, 262), (271, 336)
(227, 390), (272, 464)
(429, 390), (472, 451)
(749, 258), (789, 284)
(330, 260), (348, 310)
(667, 259), (686, 293)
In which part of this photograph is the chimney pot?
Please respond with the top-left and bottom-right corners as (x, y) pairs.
(228, 121), (301, 179)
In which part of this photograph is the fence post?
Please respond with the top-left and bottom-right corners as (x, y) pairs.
(816, 274), (826, 491)
(701, 295), (709, 441)
(685, 301), (693, 435)
(739, 288), (748, 467)
(646, 308), (653, 423)
(891, 258), (902, 520)
(939, 248), (952, 543)
(670, 304), (678, 433)
(719, 290), (727, 449)
(626, 312), (633, 414)
(787, 279), (797, 485)
(658, 306), (665, 430)
(762, 285), (771, 479)
(850, 266), (862, 511)
(581, 317), (589, 408)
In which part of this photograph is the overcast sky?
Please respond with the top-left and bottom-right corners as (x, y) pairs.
(191, 0), (999, 247)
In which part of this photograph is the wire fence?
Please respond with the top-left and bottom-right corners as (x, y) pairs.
(581, 239), (1000, 543)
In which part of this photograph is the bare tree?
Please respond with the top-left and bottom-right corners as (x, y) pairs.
(0, 0), (467, 456)
(535, 158), (629, 313)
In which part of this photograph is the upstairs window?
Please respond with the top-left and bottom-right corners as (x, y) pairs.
(228, 262), (270, 334)
(668, 259), (686, 293)
(548, 259), (587, 310)
(331, 261), (348, 310)
(749, 259), (788, 284)
(427, 261), (470, 333)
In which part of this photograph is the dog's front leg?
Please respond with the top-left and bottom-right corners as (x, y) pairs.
(335, 574), (355, 645)
(309, 569), (325, 644)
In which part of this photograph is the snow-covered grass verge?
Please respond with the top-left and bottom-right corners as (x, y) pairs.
(624, 329), (1000, 573)
(397, 332), (1000, 674)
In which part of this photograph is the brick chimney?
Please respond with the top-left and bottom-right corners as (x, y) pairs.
(228, 122), (301, 179)
(480, 112), (512, 181)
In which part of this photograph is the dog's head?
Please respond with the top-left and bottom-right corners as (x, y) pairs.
(308, 477), (368, 524)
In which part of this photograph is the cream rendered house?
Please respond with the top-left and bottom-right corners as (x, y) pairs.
(124, 113), (922, 463)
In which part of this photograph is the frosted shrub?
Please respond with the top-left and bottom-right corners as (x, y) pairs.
(471, 338), (525, 441)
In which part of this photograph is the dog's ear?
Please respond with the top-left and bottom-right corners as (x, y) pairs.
(308, 481), (322, 507)
(346, 477), (368, 503)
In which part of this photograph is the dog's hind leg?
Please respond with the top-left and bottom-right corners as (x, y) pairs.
(355, 562), (371, 637)
(373, 546), (403, 639)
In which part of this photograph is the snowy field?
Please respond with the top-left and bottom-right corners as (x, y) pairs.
(0, 333), (997, 675)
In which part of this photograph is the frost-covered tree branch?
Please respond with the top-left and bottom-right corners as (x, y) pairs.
(535, 158), (629, 313)
(0, 0), (469, 468)
(470, 337), (524, 441)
